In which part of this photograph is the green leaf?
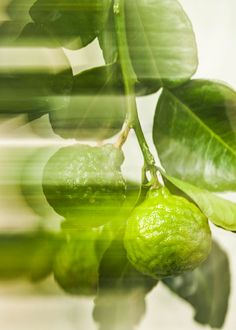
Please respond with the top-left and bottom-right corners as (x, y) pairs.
(0, 69), (72, 116)
(161, 172), (236, 231)
(125, 0), (198, 89)
(30, 0), (112, 50)
(0, 72), (55, 114)
(97, 50), (159, 98)
(98, 233), (157, 292)
(93, 232), (157, 330)
(163, 241), (230, 328)
(99, 0), (197, 96)
(18, 22), (60, 48)
(0, 21), (26, 46)
(0, 232), (62, 282)
(98, 7), (118, 65)
(153, 80), (236, 191)
(0, 22), (73, 117)
(0, 21), (65, 48)
(49, 65), (126, 140)
(7, 0), (35, 21)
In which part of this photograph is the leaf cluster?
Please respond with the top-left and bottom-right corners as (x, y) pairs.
(0, 0), (235, 329)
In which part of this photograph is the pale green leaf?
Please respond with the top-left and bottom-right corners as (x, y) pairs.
(162, 171), (236, 231)
(125, 0), (198, 88)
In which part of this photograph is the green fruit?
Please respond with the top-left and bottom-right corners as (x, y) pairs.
(60, 180), (140, 241)
(20, 147), (58, 217)
(53, 230), (102, 295)
(29, 233), (61, 282)
(42, 144), (126, 227)
(124, 187), (212, 279)
(0, 232), (60, 282)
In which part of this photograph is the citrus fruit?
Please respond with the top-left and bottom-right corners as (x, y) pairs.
(0, 232), (59, 282)
(20, 147), (58, 217)
(53, 230), (100, 295)
(124, 187), (212, 278)
(42, 144), (126, 227)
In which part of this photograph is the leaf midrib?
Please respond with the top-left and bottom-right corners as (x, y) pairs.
(165, 89), (236, 158)
(75, 65), (117, 129)
(130, 0), (162, 85)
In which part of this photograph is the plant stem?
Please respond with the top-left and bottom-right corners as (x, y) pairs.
(113, 0), (160, 187)
(114, 122), (130, 148)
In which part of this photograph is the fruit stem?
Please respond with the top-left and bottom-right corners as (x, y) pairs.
(113, 0), (160, 188)
(114, 122), (130, 148)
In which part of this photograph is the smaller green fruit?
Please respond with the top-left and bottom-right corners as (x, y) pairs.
(20, 147), (57, 217)
(53, 230), (100, 295)
(124, 187), (212, 279)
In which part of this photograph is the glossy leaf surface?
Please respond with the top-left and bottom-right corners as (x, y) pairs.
(0, 70), (72, 118)
(0, 232), (61, 281)
(94, 233), (157, 330)
(49, 65), (126, 140)
(30, 0), (111, 49)
(98, 7), (118, 65)
(7, 0), (35, 21)
(0, 23), (73, 117)
(154, 80), (236, 191)
(163, 241), (230, 328)
(0, 21), (26, 46)
(162, 172), (236, 231)
(125, 0), (198, 88)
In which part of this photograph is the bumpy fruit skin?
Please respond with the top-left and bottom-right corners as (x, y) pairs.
(124, 187), (212, 279)
(42, 144), (126, 227)
(53, 230), (100, 295)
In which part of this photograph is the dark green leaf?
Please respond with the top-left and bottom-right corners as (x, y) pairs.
(18, 22), (60, 48)
(0, 22), (73, 117)
(98, 7), (118, 65)
(0, 232), (62, 282)
(162, 172), (236, 231)
(49, 65), (126, 140)
(98, 233), (156, 292)
(0, 1), (36, 45)
(98, 4), (161, 96)
(163, 241), (230, 328)
(0, 70), (72, 115)
(30, 0), (112, 50)
(93, 233), (157, 330)
(0, 21), (26, 46)
(0, 72), (54, 114)
(125, 0), (198, 89)
(7, 0), (35, 21)
(0, 21), (65, 48)
(153, 80), (236, 191)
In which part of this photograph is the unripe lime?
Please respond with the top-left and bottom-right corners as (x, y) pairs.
(53, 230), (100, 295)
(20, 147), (58, 217)
(42, 144), (126, 227)
(124, 187), (211, 278)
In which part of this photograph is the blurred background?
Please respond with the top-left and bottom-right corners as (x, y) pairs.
(0, 0), (236, 329)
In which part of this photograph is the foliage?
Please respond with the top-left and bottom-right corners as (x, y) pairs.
(0, 0), (235, 329)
